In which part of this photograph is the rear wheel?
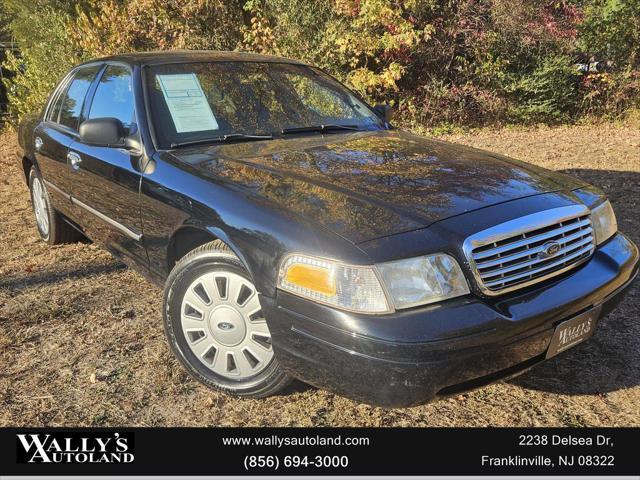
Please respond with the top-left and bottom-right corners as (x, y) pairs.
(163, 240), (292, 397)
(28, 167), (79, 245)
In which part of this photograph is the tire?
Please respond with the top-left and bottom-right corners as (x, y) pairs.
(163, 240), (292, 398)
(28, 167), (79, 245)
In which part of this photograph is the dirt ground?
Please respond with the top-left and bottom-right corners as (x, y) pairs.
(0, 123), (638, 427)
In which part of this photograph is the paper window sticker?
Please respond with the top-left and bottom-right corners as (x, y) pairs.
(157, 73), (219, 133)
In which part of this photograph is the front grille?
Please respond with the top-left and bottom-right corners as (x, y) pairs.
(464, 205), (595, 295)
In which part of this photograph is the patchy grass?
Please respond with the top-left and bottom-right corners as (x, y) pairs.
(0, 124), (638, 427)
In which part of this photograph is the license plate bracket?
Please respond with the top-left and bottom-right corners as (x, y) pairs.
(546, 305), (602, 359)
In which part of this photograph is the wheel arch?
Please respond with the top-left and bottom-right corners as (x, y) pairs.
(166, 224), (255, 284)
(22, 154), (37, 185)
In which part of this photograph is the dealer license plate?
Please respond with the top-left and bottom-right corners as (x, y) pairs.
(546, 306), (601, 359)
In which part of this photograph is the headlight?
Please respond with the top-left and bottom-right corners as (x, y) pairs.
(277, 254), (390, 313)
(376, 253), (470, 309)
(591, 200), (617, 245)
(278, 253), (470, 313)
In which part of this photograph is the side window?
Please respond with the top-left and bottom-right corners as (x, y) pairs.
(46, 82), (68, 122)
(58, 65), (101, 130)
(88, 65), (135, 132)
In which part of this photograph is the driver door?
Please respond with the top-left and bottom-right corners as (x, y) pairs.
(68, 64), (147, 265)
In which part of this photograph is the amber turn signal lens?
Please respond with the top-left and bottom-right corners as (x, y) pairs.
(284, 263), (336, 296)
(277, 254), (390, 313)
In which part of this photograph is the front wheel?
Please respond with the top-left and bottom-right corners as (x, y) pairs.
(163, 240), (292, 398)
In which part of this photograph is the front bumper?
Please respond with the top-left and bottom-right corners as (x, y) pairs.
(262, 233), (639, 407)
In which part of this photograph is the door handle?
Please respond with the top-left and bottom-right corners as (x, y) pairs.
(67, 151), (82, 171)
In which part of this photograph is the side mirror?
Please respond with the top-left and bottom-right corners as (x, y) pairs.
(373, 104), (393, 123)
(79, 118), (125, 147)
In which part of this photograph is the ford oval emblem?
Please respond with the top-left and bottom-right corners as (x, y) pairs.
(540, 241), (561, 259)
(217, 322), (235, 331)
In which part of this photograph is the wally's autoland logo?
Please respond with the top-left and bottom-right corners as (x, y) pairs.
(16, 431), (134, 464)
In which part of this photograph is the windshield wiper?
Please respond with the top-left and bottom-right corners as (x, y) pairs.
(170, 133), (273, 149)
(281, 124), (362, 135)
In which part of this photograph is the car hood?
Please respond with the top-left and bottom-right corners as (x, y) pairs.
(172, 130), (588, 243)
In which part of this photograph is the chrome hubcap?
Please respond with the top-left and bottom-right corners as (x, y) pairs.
(32, 177), (49, 237)
(180, 271), (273, 379)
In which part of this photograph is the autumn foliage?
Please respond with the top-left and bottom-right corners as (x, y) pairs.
(2, 0), (639, 129)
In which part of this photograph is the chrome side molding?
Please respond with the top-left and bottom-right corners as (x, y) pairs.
(42, 179), (142, 242)
(43, 179), (71, 201)
(71, 197), (143, 242)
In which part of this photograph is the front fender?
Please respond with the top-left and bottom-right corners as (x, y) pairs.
(141, 154), (370, 297)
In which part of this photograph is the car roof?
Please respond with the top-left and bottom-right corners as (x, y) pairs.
(81, 50), (308, 67)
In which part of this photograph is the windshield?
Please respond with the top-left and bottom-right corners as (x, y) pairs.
(145, 61), (384, 149)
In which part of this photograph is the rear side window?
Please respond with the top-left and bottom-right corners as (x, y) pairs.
(46, 83), (68, 123)
(88, 65), (135, 132)
(57, 65), (101, 130)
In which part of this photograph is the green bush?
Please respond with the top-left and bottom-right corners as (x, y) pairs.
(579, 0), (640, 69)
(2, 2), (80, 120)
(241, 0), (338, 72)
(504, 55), (581, 123)
(578, 0), (640, 117)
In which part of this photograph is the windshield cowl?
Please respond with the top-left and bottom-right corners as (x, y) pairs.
(170, 133), (274, 149)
